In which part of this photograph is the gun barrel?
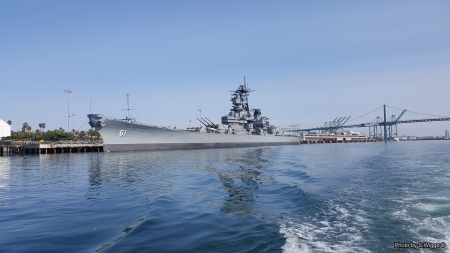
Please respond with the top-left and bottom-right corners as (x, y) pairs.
(196, 118), (208, 127)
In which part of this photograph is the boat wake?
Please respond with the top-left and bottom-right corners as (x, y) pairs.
(278, 201), (371, 253)
(94, 218), (146, 252)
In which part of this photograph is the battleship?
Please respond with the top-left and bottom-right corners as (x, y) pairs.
(88, 79), (301, 152)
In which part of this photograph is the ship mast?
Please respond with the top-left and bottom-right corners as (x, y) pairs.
(122, 93), (135, 121)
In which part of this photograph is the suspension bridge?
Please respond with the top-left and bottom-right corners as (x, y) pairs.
(290, 105), (450, 140)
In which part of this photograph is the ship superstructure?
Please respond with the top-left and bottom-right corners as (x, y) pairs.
(196, 79), (276, 135)
(220, 79), (276, 135)
(88, 79), (300, 152)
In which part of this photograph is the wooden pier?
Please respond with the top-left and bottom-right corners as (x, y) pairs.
(299, 134), (378, 144)
(0, 141), (103, 156)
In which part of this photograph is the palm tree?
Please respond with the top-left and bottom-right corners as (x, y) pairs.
(22, 122), (29, 132)
(87, 128), (96, 140)
(38, 123), (46, 133)
(7, 120), (11, 125)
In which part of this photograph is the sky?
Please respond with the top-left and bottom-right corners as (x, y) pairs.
(1, 0), (449, 136)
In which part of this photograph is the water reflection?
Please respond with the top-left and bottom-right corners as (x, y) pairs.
(38, 153), (51, 165)
(85, 147), (276, 216)
(218, 166), (260, 215)
(86, 151), (180, 202)
(206, 147), (274, 216)
(0, 157), (11, 189)
(88, 159), (102, 187)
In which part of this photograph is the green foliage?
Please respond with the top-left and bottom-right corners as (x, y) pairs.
(5, 124), (99, 141)
(87, 128), (100, 140)
(9, 131), (36, 140)
(41, 128), (75, 140)
(8, 128), (75, 140)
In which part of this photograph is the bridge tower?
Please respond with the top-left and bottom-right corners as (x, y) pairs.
(369, 116), (383, 139)
(386, 109), (406, 140)
(383, 104), (387, 140)
(387, 115), (397, 139)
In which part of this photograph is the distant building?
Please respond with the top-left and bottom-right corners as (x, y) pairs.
(0, 119), (11, 139)
(421, 136), (437, 140)
(445, 130), (449, 140)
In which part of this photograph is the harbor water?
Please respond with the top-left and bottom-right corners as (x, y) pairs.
(1, 141), (449, 252)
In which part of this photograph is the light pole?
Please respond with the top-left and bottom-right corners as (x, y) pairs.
(189, 120), (191, 128)
(64, 90), (72, 132)
(198, 109), (201, 127)
(72, 114), (75, 134)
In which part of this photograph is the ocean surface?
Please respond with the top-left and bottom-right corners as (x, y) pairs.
(1, 141), (449, 253)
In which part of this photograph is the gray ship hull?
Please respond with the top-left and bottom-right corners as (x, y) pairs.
(88, 114), (301, 152)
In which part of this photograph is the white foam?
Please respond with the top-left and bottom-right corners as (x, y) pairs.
(279, 204), (371, 253)
(280, 221), (310, 253)
(414, 202), (450, 212)
(391, 200), (450, 248)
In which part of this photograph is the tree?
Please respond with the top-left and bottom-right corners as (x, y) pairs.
(7, 120), (11, 125)
(22, 122), (30, 132)
(41, 128), (74, 140)
(87, 128), (99, 141)
(8, 126), (75, 140)
(38, 123), (46, 133)
(10, 131), (34, 140)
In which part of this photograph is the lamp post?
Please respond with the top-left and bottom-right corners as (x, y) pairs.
(72, 114), (75, 134)
(198, 109), (201, 127)
(189, 120), (191, 128)
(64, 90), (72, 132)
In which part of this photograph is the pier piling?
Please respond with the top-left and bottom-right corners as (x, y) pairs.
(0, 141), (103, 156)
